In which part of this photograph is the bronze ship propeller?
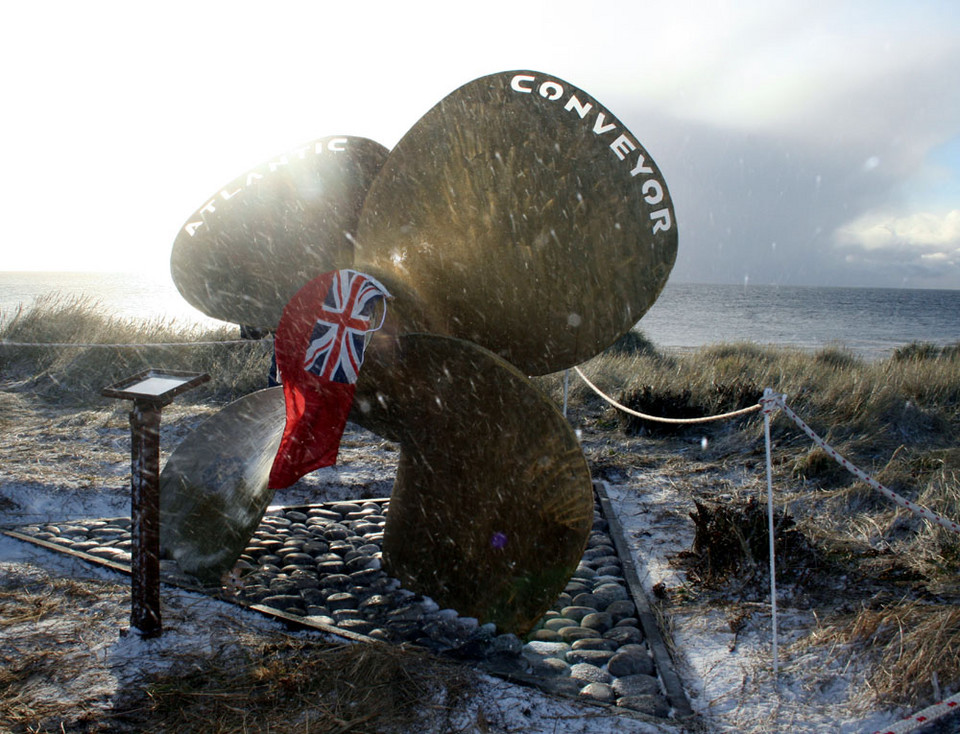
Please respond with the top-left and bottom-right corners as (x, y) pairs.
(160, 70), (677, 635)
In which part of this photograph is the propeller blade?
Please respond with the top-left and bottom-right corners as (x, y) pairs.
(159, 387), (285, 582)
(353, 71), (677, 375)
(352, 333), (594, 634)
(171, 136), (389, 328)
